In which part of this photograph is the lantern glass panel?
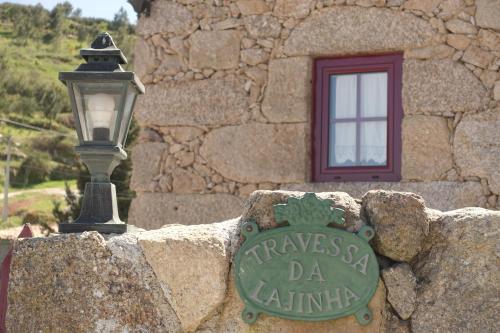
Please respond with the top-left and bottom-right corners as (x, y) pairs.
(71, 81), (125, 143)
(117, 84), (140, 147)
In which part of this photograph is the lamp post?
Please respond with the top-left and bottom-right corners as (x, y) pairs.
(58, 32), (144, 234)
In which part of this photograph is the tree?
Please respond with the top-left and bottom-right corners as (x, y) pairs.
(111, 7), (129, 30)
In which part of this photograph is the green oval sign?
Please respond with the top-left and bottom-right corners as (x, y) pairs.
(234, 193), (379, 325)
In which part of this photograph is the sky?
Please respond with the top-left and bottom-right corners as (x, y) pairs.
(0, 0), (137, 23)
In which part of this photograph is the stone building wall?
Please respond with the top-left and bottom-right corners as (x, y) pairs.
(129, 0), (500, 229)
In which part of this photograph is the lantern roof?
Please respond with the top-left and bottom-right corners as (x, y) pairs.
(59, 32), (145, 94)
(80, 32), (128, 65)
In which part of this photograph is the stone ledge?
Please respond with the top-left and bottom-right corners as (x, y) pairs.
(281, 181), (485, 212)
(6, 190), (500, 332)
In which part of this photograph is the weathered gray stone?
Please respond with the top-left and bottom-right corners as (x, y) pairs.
(476, 0), (500, 31)
(171, 168), (206, 193)
(6, 232), (182, 333)
(169, 126), (205, 142)
(244, 15), (281, 38)
(189, 30), (241, 70)
(445, 18), (478, 34)
(282, 181), (485, 212)
(446, 34), (471, 50)
(412, 208), (500, 332)
(130, 142), (168, 191)
(462, 46), (495, 69)
(262, 57), (312, 123)
(495, 81), (500, 100)
(200, 124), (308, 183)
(404, 0), (441, 13)
(454, 110), (500, 194)
(154, 55), (187, 77)
(137, 1), (194, 36)
(134, 37), (157, 78)
(241, 190), (363, 232)
(402, 115), (452, 181)
(135, 78), (248, 127)
(381, 263), (417, 320)
(284, 7), (435, 56)
(383, 313), (411, 333)
(240, 48), (270, 66)
(362, 190), (429, 262)
(236, 0), (270, 15)
(405, 44), (455, 60)
(477, 29), (500, 51)
(273, 0), (314, 18)
(403, 59), (486, 114)
(129, 193), (244, 229)
(139, 220), (238, 332)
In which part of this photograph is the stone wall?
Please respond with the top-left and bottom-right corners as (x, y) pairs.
(6, 190), (499, 333)
(130, 0), (500, 229)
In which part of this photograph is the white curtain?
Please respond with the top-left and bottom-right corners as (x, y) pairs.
(360, 121), (387, 165)
(329, 122), (356, 166)
(360, 72), (387, 117)
(328, 72), (388, 167)
(331, 74), (357, 119)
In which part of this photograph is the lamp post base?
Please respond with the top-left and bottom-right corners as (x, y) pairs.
(59, 222), (127, 234)
(59, 182), (127, 234)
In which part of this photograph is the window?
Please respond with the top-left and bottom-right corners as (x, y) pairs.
(312, 53), (403, 182)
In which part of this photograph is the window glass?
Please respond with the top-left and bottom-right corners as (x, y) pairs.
(328, 72), (388, 167)
(330, 74), (357, 119)
(329, 122), (356, 167)
(360, 72), (387, 117)
(360, 121), (387, 166)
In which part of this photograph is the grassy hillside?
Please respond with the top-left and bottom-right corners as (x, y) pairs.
(0, 2), (136, 229)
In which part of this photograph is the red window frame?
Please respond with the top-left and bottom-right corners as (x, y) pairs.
(312, 53), (403, 182)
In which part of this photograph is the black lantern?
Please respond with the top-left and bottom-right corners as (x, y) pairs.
(58, 32), (144, 234)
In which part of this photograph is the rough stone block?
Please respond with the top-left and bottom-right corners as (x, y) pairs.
(6, 233), (182, 332)
(135, 78), (248, 127)
(362, 190), (430, 262)
(130, 142), (168, 191)
(262, 57), (312, 123)
(454, 110), (500, 194)
(403, 59), (486, 114)
(412, 208), (500, 332)
(281, 181), (485, 212)
(382, 263), (417, 320)
(236, 0), (270, 15)
(241, 190), (363, 231)
(273, 0), (314, 18)
(128, 193), (243, 229)
(284, 7), (435, 56)
(139, 220), (238, 332)
(462, 46), (495, 69)
(445, 18), (478, 34)
(133, 37), (157, 78)
(244, 15), (281, 38)
(136, 1), (194, 36)
(403, 0), (441, 13)
(402, 115), (452, 181)
(476, 0), (500, 31)
(200, 123), (308, 183)
(189, 30), (241, 70)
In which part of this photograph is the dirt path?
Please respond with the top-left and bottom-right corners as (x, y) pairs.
(8, 188), (67, 198)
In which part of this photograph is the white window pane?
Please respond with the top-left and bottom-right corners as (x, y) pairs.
(360, 121), (387, 166)
(329, 122), (356, 167)
(360, 72), (387, 118)
(330, 74), (357, 119)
